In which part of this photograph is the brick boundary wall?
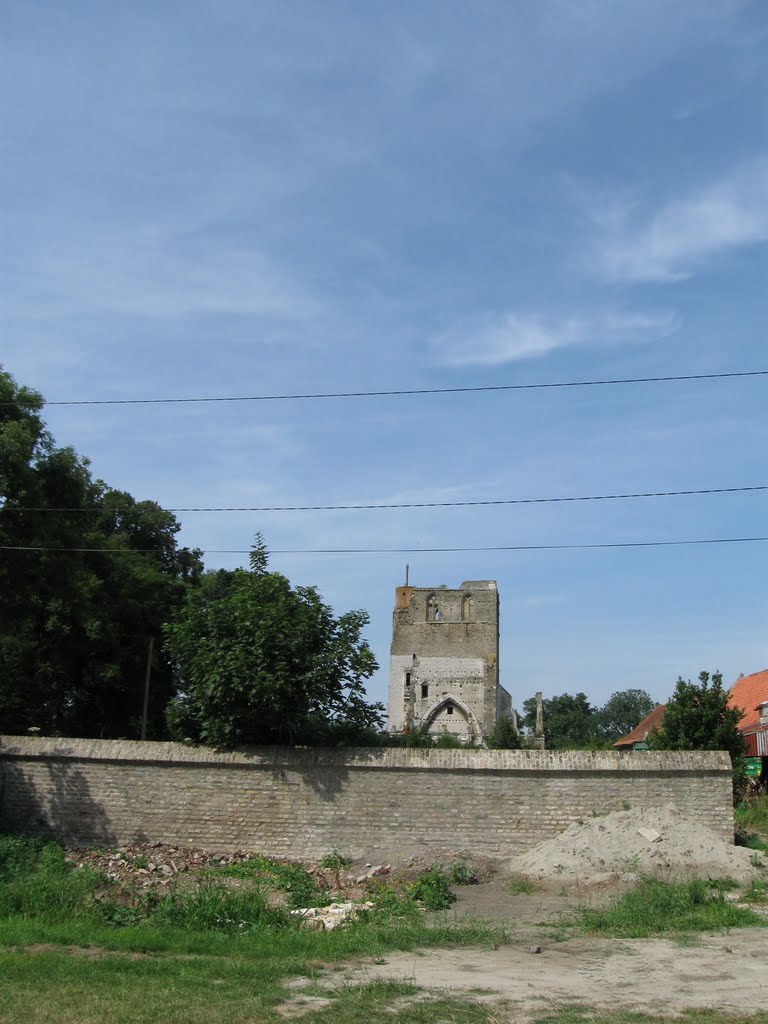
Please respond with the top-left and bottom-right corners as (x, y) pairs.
(0, 737), (734, 859)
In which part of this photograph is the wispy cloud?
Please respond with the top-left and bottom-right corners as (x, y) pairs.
(593, 158), (768, 282)
(433, 310), (677, 367)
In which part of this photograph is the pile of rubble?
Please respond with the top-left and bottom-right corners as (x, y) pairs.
(69, 844), (305, 890)
(291, 900), (376, 930)
(505, 804), (767, 885)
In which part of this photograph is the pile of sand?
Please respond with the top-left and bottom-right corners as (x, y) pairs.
(505, 804), (766, 885)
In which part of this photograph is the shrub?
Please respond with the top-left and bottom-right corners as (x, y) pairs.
(485, 716), (521, 749)
(408, 866), (457, 910)
(447, 862), (477, 885)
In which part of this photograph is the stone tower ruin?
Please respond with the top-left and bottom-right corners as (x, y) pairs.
(387, 578), (512, 742)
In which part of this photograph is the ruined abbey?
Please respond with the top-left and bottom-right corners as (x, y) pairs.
(387, 578), (513, 741)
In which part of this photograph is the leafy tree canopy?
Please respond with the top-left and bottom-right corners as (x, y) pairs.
(521, 691), (596, 748)
(164, 536), (384, 747)
(649, 671), (744, 759)
(596, 688), (656, 741)
(649, 670), (746, 799)
(0, 367), (203, 738)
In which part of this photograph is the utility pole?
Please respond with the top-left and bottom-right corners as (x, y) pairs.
(140, 637), (154, 741)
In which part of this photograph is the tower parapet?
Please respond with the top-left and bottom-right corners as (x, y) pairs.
(387, 578), (512, 741)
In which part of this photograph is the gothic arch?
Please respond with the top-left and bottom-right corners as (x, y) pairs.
(422, 695), (480, 738)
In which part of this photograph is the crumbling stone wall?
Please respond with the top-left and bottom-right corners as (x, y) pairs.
(0, 737), (734, 858)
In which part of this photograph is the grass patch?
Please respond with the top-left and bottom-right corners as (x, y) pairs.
(214, 854), (329, 908)
(743, 879), (768, 903)
(507, 873), (540, 895)
(0, 956), (499, 1024)
(530, 1007), (768, 1023)
(735, 830), (768, 854)
(735, 795), (768, 835)
(574, 878), (767, 938)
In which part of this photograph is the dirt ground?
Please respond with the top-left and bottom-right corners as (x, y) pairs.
(337, 928), (768, 1021)
(280, 873), (768, 1021)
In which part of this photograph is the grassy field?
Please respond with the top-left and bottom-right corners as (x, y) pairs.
(1, 831), (768, 1024)
(0, 833), (502, 1023)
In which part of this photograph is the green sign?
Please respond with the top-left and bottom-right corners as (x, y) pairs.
(745, 757), (762, 778)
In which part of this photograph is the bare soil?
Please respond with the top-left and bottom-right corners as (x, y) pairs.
(331, 928), (768, 1021)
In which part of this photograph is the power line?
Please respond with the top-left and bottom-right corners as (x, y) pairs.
(17, 368), (768, 407)
(1, 536), (766, 554)
(2, 484), (766, 514)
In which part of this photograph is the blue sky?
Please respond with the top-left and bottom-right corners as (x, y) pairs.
(2, 0), (766, 714)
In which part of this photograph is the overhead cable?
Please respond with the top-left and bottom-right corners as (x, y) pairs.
(2, 483), (766, 514)
(13, 368), (768, 407)
(1, 536), (766, 554)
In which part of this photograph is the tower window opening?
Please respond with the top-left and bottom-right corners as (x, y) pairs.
(405, 671), (411, 688)
(446, 704), (454, 715)
(426, 595), (440, 622)
(421, 683), (429, 699)
(461, 594), (474, 621)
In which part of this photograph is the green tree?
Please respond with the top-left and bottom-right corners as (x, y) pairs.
(485, 715), (521, 749)
(596, 688), (656, 741)
(164, 536), (383, 747)
(650, 671), (746, 798)
(0, 367), (202, 738)
(521, 692), (596, 748)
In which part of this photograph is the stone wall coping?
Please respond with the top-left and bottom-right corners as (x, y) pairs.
(0, 736), (732, 772)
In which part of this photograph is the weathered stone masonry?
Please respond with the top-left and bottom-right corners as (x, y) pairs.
(0, 737), (733, 858)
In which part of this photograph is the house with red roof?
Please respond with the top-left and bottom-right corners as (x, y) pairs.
(613, 669), (768, 754)
(727, 668), (768, 757)
(613, 704), (666, 750)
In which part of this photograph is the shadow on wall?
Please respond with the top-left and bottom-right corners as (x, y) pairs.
(270, 746), (385, 802)
(0, 757), (120, 846)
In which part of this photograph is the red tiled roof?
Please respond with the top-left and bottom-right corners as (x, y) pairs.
(613, 704), (667, 749)
(728, 669), (768, 732)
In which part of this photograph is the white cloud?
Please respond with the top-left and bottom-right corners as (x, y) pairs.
(594, 159), (768, 282)
(433, 310), (677, 367)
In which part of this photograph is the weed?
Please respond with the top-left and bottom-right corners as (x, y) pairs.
(407, 866), (457, 910)
(507, 874), (539, 895)
(735, 794), (768, 834)
(320, 849), (352, 889)
(743, 879), (768, 903)
(0, 834), (47, 880)
(149, 877), (288, 932)
(575, 877), (767, 937)
(621, 801), (631, 811)
(365, 881), (419, 920)
(320, 849), (352, 872)
(447, 861), (476, 885)
(736, 827), (768, 852)
(131, 855), (149, 869)
(218, 855), (328, 908)
(0, 835), (104, 922)
(748, 852), (765, 869)
(703, 877), (739, 892)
